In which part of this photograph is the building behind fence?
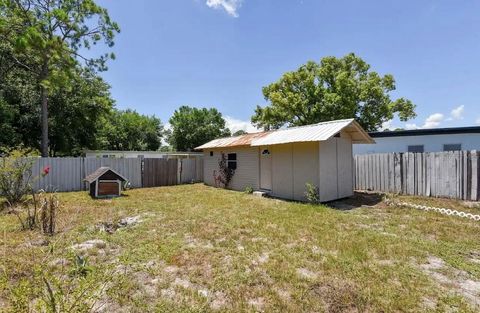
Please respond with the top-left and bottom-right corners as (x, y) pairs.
(30, 157), (203, 192)
(354, 150), (480, 201)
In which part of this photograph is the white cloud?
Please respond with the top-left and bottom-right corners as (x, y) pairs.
(445, 105), (464, 121)
(476, 117), (480, 125)
(422, 113), (444, 129)
(205, 0), (242, 17)
(450, 105), (464, 120)
(224, 116), (258, 133)
(405, 123), (419, 130)
(380, 120), (395, 131)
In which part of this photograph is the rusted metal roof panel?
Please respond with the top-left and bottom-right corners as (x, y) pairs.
(196, 132), (269, 149)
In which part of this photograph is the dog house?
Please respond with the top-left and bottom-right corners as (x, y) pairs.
(84, 167), (128, 198)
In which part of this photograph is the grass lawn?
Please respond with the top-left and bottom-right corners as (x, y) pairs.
(1, 184), (479, 312)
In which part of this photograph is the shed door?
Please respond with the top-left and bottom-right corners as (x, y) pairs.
(260, 148), (272, 190)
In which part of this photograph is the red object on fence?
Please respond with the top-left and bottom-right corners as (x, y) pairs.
(42, 166), (50, 177)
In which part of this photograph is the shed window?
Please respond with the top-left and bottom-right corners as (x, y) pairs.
(443, 144), (461, 151)
(408, 145), (424, 153)
(227, 153), (237, 170)
(209, 151), (213, 157)
(261, 149), (270, 155)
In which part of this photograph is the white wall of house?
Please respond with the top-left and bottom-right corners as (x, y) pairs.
(353, 133), (480, 155)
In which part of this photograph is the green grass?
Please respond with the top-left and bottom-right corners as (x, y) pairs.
(1, 184), (479, 312)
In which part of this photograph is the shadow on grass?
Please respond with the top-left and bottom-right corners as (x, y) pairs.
(325, 192), (384, 211)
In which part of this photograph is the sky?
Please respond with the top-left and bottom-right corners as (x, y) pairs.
(94, 0), (480, 133)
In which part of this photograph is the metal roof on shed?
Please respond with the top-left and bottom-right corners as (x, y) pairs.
(196, 119), (373, 150)
(195, 131), (270, 149)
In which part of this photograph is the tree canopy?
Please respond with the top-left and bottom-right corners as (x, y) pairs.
(0, 0), (120, 156)
(99, 109), (164, 151)
(232, 130), (247, 136)
(168, 106), (231, 151)
(251, 53), (416, 132)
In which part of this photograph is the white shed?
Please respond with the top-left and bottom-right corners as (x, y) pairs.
(196, 119), (374, 202)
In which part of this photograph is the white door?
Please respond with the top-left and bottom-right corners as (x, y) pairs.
(260, 148), (272, 190)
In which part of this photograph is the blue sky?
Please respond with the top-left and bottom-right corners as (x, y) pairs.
(95, 0), (480, 132)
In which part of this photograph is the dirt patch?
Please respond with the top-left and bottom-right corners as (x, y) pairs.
(96, 215), (143, 234)
(274, 287), (291, 302)
(184, 234), (213, 249)
(71, 239), (106, 252)
(296, 268), (318, 280)
(252, 252), (269, 266)
(247, 297), (265, 311)
(210, 291), (228, 310)
(419, 256), (480, 307)
(173, 277), (193, 289)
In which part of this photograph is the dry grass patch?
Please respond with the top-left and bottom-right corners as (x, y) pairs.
(1, 185), (479, 312)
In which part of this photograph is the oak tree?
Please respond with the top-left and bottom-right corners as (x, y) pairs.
(168, 106), (231, 151)
(251, 53), (416, 131)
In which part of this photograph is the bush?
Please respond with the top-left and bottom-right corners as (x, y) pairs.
(244, 186), (254, 194)
(0, 149), (36, 205)
(305, 183), (320, 204)
(12, 191), (59, 234)
(218, 153), (235, 188)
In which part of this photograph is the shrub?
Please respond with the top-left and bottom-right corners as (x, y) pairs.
(0, 149), (36, 205)
(218, 153), (235, 188)
(305, 183), (320, 204)
(244, 186), (254, 194)
(13, 191), (59, 234)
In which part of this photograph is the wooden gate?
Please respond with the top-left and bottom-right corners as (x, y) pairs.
(143, 158), (178, 187)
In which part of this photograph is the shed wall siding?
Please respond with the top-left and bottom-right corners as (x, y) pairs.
(271, 144), (294, 199)
(292, 142), (319, 201)
(337, 136), (354, 198)
(203, 147), (259, 191)
(318, 138), (339, 202)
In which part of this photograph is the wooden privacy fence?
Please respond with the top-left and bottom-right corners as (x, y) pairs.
(143, 159), (178, 187)
(354, 151), (480, 201)
(21, 157), (203, 192)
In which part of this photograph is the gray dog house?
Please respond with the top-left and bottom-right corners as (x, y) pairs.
(84, 167), (127, 198)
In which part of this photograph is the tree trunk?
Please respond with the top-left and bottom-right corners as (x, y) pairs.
(40, 63), (49, 157)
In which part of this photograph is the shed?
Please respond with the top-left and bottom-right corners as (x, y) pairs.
(196, 119), (374, 202)
(84, 167), (128, 198)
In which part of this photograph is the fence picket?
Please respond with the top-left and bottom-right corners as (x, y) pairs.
(354, 150), (479, 201)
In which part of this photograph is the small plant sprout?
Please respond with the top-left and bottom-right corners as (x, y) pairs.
(305, 183), (320, 204)
(244, 186), (254, 194)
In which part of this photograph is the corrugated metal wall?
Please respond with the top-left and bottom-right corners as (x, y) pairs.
(31, 157), (83, 192)
(8, 157), (203, 192)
